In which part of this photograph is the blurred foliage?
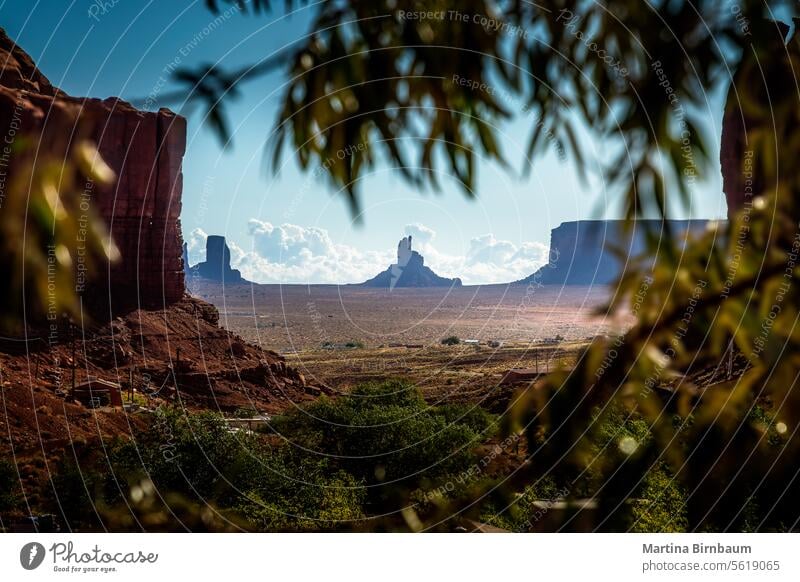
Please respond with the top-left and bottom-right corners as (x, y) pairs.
(504, 18), (800, 530)
(0, 135), (118, 328)
(174, 0), (792, 218)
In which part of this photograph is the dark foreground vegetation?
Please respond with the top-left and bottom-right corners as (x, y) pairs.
(0, 380), (790, 532)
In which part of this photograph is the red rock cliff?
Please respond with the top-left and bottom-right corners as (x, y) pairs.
(0, 28), (185, 309)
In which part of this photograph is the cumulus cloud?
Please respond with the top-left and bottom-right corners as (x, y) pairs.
(412, 231), (549, 284)
(185, 227), (209, 265)
(189, 222), (549, 285)
(247, 220), (337, 264)
(233, 220), (392, 284)
(404, 223), (436, 245)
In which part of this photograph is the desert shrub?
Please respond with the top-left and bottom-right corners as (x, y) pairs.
(441, 336), (460, 346)
(108, 408), (262, 507)
(272, 380), (488, 499)
(433, 404), (496, 437)
(237, 454), (365, 531)
(106, 407), (364, 531)
(479, 475), (565, 531)
(491, 403), (689, 531)
(344, 340), (364, 349)
(233, 406), (259, 418)
(629, 466), (688, 533)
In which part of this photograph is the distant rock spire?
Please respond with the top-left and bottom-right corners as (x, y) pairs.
(187, 235), (245, 284)
(360, 234), (461, 288)
(397, 235), (413, 266)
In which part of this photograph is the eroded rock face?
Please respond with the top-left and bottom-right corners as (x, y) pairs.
(0, 28), (186, 310)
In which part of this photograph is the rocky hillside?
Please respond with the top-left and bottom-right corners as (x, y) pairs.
(0, 297), (324, 452)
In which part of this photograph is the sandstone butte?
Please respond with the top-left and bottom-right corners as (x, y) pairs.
(0, 27), (184, 308)
(0, 28), (325, 456)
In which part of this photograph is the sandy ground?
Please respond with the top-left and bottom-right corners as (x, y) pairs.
(191, 283), (636, 399)
(193, 283), (633, 353)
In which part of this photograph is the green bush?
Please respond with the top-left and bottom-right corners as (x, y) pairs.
(237, 454), (365, 531)
(479, 475), (564, 532)
(441, 336), (460, 346)
(39, 381), (499, 530)
(433, 404), (496, 437)
(629, 466), (688, 533)
(107, 407), (364, 531)
(48, 458), (103, 529)
(108, 408), (256, 506)
(272, 380), (488, 499)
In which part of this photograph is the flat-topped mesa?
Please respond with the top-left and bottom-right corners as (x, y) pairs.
(360, 235), (462, 288)
(0, 28), (186, 310)
(520, 219), (709, 286)
(189, 235), (245, 284)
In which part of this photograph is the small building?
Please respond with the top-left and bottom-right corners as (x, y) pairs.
(72, 377), (123, 408)
(500, 368), (541, 386)
(464, 339), (480, 345)
(225, 415), (272, 432)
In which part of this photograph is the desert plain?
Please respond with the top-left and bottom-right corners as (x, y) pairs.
(193, 282), (635, 403)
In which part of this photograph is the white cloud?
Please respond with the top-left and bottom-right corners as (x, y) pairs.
(247, 220), (337, 264)
(404, 223), (436, 245)
(234, 220), (393, 284)
(410, 231), (549, 284)
(185, 227), (209, 265)
(187, 222), (549, 285)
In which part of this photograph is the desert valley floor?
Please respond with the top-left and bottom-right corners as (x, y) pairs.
(192, 282), (635, 400)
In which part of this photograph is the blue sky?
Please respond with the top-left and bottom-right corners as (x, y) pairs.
(1, 1), (728, 284)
